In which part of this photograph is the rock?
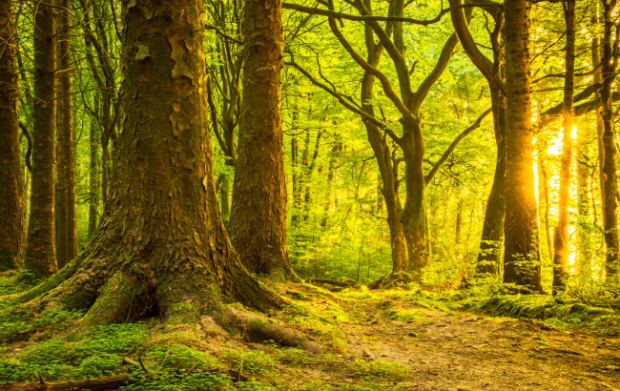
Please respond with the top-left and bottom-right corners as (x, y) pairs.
(362, 350), (375, 361)
(464, 317), (478, 322)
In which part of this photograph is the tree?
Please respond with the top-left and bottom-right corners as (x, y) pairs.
(600, 0), (618, 280)
(552, 0), (575, 293)
(502, 0), (543, 293)
(0, 0), (25, 271)
(88, 95), (100, 239)
(24, 1), (58, 278)
(229, 0), (293, 280)
(286, 1), (490, 281)
(58, 0), (79, 267)
(4, 0), (280, 325)
(448, 0), (506, 277)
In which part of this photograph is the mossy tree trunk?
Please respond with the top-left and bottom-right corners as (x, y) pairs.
(4, 0), (281, 326)
(0, 0), (25, 271)
(229, 0), (293, 280)
(502, 0), (543, 293)
(24, 2), (58, 278)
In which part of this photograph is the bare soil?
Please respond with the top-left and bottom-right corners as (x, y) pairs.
(274, 285), (620, 391)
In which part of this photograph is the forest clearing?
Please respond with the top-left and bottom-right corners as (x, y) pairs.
(2, 0), (620, 388)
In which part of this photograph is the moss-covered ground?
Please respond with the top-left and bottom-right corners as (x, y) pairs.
(1, 272), (620, 390)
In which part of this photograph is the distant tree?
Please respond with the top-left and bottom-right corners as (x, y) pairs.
(24, 1), (58, 278)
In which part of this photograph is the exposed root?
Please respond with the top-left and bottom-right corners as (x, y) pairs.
(0, 374), (130, 391)
(367, 272), (418, 290)
(215, 306), (323, 353)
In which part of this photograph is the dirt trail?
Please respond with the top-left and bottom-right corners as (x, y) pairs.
(337, 301), (620, 390)
(273, 285), (620, 391)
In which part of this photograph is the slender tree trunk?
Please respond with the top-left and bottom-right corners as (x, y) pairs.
(218, 174), (231, 226)
(59, 0), (78, 265)
(101, 137), (109, 206)
(229, 0), (293, 280)
(476, 87), (507, 276)
(358, 13), (408, 276)
(88, 95), (100, 239)
(0, 0), (25, 271)
(576, 124), (593, 278)
(502, 0), (543, 293)
(600, 0), (619, 280)
(56, 74), (67, 267)
(592, 9), (606, 233)
(322, 143), (341, 228)
(552, 0), (575, 293)
(24, 2), (58, 277)
(537, 140), (553, 262)
(401, 133), (430, 276)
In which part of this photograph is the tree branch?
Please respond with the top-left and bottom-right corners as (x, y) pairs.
(425, 107), (492, 183)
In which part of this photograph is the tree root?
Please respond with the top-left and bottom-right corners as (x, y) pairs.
(217, 306), (323, 353)
(367, 272), (419, 290)
(0, 374), (130, 391)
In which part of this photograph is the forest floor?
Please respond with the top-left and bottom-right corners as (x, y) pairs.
(1, 274), (620, 391)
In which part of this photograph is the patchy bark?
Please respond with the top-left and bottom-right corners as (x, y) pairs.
(0, 0), (25, 271)
(229, 0), (293, 280)
(502, 0), (543, 293)
(4, 0), (283, 329)
(24, 1), (58, 278)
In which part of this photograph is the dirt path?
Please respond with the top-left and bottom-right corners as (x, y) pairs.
(271, 284), (620, 391)
(336, 301), (620, 390)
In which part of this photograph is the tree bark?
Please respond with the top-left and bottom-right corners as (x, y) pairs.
(59, 0), (78, 265)
(0, 0), (25, 271)
(476, 87), (506, 276)
(552, 0), (575, 293)
(229, 0), (293, 280)
(600, 0), (619, 280)
(3, 0), (282, 328)
(502, 0), (543, 293)
(24, 1), (58, 278)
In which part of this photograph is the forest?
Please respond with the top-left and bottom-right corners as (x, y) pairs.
(1, 0), (620, 389)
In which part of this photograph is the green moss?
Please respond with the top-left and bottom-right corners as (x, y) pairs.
(0, 250), (20, 272)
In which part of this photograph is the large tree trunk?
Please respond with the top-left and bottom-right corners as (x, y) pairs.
(3, 0), (282, 327)
(502, 0), (543, 293)
(600, 0), (619, 280)
(59, 0), (78, 265)
(229, 0), (292, 280)
(476, 87), (506, 276)
(0, 0), (25, 271)
(24, 2), (58, 278)
(552, 0), (575, 293)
